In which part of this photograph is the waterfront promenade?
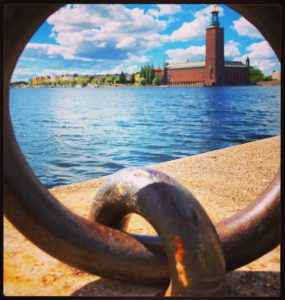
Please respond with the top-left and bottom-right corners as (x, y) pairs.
(4, 136), (280, 296)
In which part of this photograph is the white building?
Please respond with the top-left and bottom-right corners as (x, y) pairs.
(271, 70), (280, 81)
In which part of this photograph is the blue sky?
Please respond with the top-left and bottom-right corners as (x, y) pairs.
(12, 4), (280, 81)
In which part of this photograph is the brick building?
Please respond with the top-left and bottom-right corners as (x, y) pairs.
(157, 6), (250, 86)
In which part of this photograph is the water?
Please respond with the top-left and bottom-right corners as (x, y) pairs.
(9, 86), (280, 188)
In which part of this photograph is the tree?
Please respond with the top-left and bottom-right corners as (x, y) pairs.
(145, 64), (151, 84)
(111, 76), (117, 84)
(153, 76), (161, 86)
(139, 77), (146, 86)
(74, 77), (88, 87)
(119, 72), (126, 84)
(150, 63), (155, 84)
(98, 77), (105, 85)
(114, 77), (120, 85)
(263, 75), (273, 81)
(162, 61), (168, 85)
(91, 77), (100, 86)
(130, 73), (135, 84)
(249, 67), (266, 84)
(140, 66), (145, 79)
(10, 80), (29, 88)
(105, 76), (114, 85)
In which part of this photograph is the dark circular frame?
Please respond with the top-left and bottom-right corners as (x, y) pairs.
(4, 3), (281, 285)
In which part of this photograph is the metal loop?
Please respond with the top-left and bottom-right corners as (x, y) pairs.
(90, 167), (226, 296)
(109, 170), (281, 273)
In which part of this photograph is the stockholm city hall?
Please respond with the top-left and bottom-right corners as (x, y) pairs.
(156, 5), (250, 86)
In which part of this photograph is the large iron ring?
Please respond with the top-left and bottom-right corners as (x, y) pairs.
(90, 167), (226, 296)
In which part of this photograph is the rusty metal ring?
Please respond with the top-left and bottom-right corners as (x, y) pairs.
(92, 169), (281, 273)
(4, 3), (280, 286)
(90, 167), (226, 296)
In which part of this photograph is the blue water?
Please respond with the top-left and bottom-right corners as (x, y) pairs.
(9, 86), (280, 188)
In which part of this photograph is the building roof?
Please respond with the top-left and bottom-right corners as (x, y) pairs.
(225, 61), (246, 68)
(167, 60), (247, 70)
(167, 61), (205, 70)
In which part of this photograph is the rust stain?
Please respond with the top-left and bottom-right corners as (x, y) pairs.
(218, 221), (228, 236)
(173, 235), (189, 287)
(164, 282), (172, 297)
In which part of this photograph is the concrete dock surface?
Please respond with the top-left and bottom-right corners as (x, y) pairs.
(4, 136), (280, 296)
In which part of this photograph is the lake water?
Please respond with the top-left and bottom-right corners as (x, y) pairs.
(9, 86), (280, 188)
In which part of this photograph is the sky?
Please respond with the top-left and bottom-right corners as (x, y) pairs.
(12, 4), (280, 81)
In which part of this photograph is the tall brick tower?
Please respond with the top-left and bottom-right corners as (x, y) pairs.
(205, 5), (224, 85)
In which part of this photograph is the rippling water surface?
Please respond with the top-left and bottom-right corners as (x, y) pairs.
(10, 86), (280, 188)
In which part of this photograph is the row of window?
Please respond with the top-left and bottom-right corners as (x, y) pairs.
(168, 81), (205, 85)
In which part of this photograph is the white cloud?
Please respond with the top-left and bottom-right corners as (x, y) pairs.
(148, 4), (182, 17)
(25, 43), (93, 61)
(11, 67), (36, 81)
(225, 40), (240, 57)
(232, 17), (263, 39)
(116, 37), (137, 49)
(166, 45), (205, 63)
(104, 64), (140, 75)
(245, 40), (275, 58)
(15, 4), (173, 79)
(91, 52), (150, 75)
(46, 4), (168, 61)
(170, 5), (224, 42)
(234, 40), (279, 74)
(127, 53), (150, 63)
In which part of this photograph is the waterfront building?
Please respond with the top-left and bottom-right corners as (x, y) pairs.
(30, 76), (46, 85)
(271, 70), (280, 81)
(158, 5), (250, 86)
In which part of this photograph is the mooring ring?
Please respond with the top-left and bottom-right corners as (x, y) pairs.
(90, 167), (226, 296)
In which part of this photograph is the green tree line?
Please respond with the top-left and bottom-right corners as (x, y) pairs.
(249, 67), (273, 85)
(139, 63), (166, 86)
(23, 73), (134, 87)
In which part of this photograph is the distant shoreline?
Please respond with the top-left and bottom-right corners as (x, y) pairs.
(256, 80), (280, 86)
(10, 83), (280, 89)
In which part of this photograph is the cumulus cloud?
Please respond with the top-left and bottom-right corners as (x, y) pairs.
(14, 4), (174, 79)
(234, 40), (279, 74)
(170, 5), (224, 42)
(166, 39), (241, 63)
(246, 40), (275, 58)
(11, 67), (37, 81)
(166, 45), (205, 63)
(100, 53), (150, 74)
(148, 4), (182, 17)
(225, 40), (240, 57)
(101, 64), (140, 75)
(46, 4), (168, 61)
(232, 17), (263, 39)
(25, 43), (93, 61)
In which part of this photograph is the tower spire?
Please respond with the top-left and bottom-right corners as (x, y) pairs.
(246, 56), (250, 68)
(210, 4), (220, 27)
